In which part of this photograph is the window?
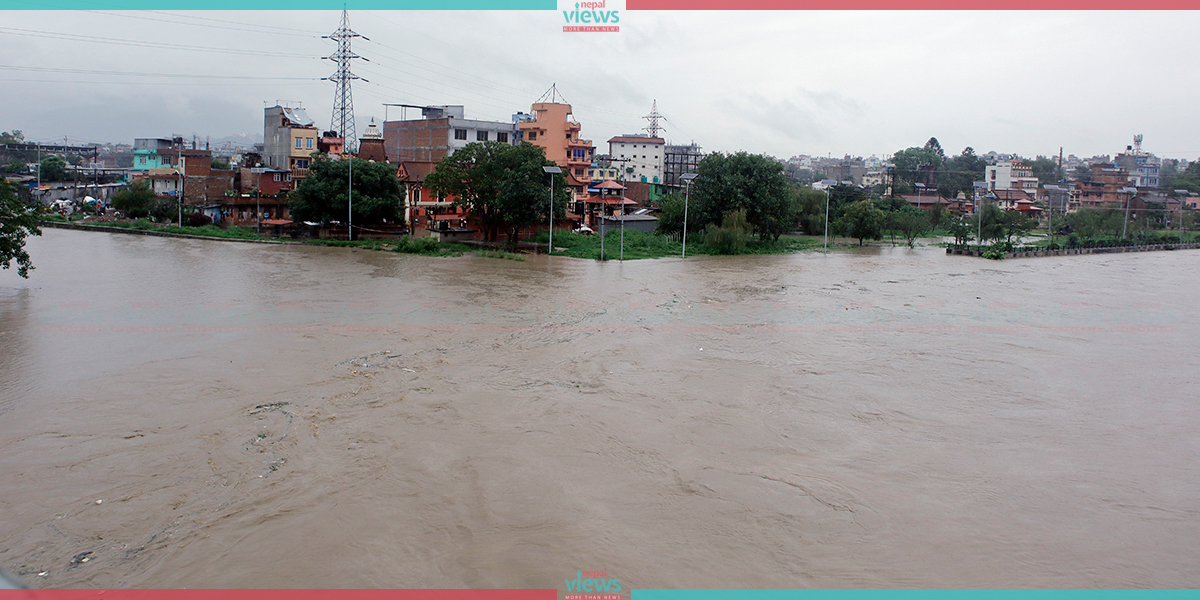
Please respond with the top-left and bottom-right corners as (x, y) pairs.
(497, 132), (508, 143)
(477, 130), (489, 141)
(295, 138), (303, 149)
(455, 129), (467, 140)
(295, 159), (309, 169)
(528, 131), (537, 141)
(411, 187), (421, 203)
(575, 168), (584, 176)
(306, 138), (313, 149)
(273, 173), (281, 182)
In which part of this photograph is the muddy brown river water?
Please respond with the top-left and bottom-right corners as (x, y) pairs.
(1, 228), (1198, 589)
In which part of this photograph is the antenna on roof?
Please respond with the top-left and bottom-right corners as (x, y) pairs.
(536, 83), (569, 105)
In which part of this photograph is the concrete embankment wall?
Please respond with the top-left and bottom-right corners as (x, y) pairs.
(948, 242), (1200, 258)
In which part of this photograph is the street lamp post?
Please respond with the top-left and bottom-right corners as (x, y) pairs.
(681, 172), (697, 258)
(973, 181), (988, 249)
(619, 179), (626, 261)
(543, 166), (561, 255)
(1044, 185), (1060, 248)
(823, 187), (830, 253)
(1121, 187), (1137, 240)
(1175, 190), (1190, 242)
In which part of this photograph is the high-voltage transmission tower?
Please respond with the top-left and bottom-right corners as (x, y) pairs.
(643, 100), (664, 138)
(323, 10), (368, 153)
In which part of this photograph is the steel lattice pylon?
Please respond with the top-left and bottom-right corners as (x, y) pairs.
(643, 99), (664, 139)
(323, 10), (368, 153)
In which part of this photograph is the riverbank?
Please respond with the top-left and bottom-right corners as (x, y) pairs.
(948, 242), (1200, 259)
(40, 220), (294, 244)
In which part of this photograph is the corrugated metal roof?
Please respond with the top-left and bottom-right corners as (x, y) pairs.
(282, 107), (315, 128)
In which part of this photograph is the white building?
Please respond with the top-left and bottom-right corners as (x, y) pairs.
(985, 161), (1040, 192)
(608, 134), (664, 184)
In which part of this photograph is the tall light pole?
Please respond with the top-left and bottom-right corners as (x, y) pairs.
(178, 144), (183, 226)
(619, 179), (626, 261)
(681, 172), (697, 258)
(974, 181), (987, 248)
(1175, 190), (1189, 242)
(823, 187), (830, 253)
(1121, 187), (1137, 240)
(543, 166), (561, 254)
(1044, 184), (1059, 248)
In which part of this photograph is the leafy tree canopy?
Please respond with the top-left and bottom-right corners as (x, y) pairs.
(939, 147), (987, 200)
(0, 130), (24, 144)
(111, 182), (159, 218)
(40, 156), (67, 182)
(835, 199), (885, 246)
(891, 146), (944, 190)
(0, 181), (41, 278)
(424, 141), (568, 243)
(289, 155), (404, 230)
(691, 151), (796, 241)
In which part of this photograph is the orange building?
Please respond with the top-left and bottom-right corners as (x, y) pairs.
(517, 102), (594, 200)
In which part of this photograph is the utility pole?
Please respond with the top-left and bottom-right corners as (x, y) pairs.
(178, 143), (184, 226)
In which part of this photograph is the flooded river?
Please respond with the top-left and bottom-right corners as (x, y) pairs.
(2, 228), (1198, 589)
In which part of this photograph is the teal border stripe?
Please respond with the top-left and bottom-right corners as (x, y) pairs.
(632, 592), (1200, 600)
(1, 0), (552, 9)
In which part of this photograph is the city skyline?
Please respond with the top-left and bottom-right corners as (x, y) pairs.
(2, 10), (1199, 161)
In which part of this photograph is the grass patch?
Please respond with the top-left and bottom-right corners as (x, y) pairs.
(530, 230), (824, 260)
(43, 217), (265, 240)
(475, 250), (526, 261)
(305, 236), (469, 256)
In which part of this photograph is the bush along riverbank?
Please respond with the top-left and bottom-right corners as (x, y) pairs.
(948, 237), (1200, 259)
(528, 230), (825, 260)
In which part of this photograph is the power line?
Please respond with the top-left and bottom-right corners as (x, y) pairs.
(0, 64), (316, 80)
(0, 26), (316, 58)
(81, 10), (322, 38)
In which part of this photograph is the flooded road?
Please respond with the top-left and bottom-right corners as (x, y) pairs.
(2, 228), (1198, 589)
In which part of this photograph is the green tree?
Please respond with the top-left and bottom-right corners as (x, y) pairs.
(4, 158), (25, 174)
(1072, 165), (1093, 183)
(703, 208), (753, 254)
(892, 145), (944, 191)
(424, 141), (567, 243)
(891, 205), (930, 248)
(1000, 210), (1035, 244)
(1064, 208), (1125, 239)
(939, 147), (986, 200)
(691, 151), (795, 241)
(976, 202), (1006, 242)
(795, 187), (828, 235)
(0, 130), (23, 144)
(656, 192), (702, 238)
(110, 182), (159, 218)
(1030, 156), (1062, 186)
(211, 159), (231, 170)
(290, 155), (404, 232)
(40, 155), (67, 181)
(947, 214), (975, 246)
(835, 200), (885, 245)
(0, 181), (41, 278)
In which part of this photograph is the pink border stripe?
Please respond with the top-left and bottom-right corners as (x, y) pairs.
(627, 0), (1200, 8)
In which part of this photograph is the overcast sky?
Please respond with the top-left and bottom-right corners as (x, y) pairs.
(2, 10), (1199, 161)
